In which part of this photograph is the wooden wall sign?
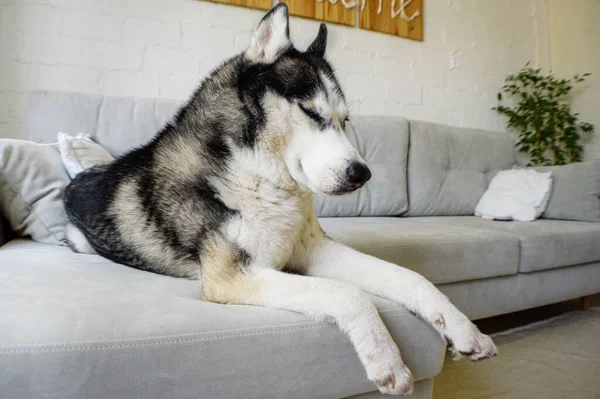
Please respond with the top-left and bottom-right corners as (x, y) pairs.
(200, 0), (423, 41)
(360, 0), (423, 41)
(203, 0), (271, 11)
(278, 0), (356, 27)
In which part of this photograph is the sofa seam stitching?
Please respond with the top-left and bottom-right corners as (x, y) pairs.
(347, 239), (520, 251)
(0, 310), (410, 354)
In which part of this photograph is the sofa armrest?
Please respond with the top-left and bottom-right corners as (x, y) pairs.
(0, 213), (13, 247)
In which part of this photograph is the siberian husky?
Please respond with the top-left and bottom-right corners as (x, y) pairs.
(64, 4), (497, 395)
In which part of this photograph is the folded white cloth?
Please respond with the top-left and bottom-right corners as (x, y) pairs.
(475, 169), (553, 222)
(57, 132), (114, 179)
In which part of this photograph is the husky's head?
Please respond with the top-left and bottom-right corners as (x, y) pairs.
(242, 4), (371, 195)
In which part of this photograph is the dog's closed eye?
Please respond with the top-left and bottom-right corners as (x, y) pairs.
(299, 104), (327, 127)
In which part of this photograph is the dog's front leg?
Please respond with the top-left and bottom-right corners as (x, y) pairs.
(200, 238), (414, 395)
(306, 238), (497, 361)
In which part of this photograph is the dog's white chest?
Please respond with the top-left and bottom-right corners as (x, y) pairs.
(222, 184), (311, 268)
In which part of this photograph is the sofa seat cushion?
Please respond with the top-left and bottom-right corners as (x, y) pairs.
(444, 217), (600, 273)
(0, 240), (445, 399)
(319, 217), (520, 284)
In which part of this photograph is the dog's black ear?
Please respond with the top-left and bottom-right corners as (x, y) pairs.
(246, 3), (291, 64)
(306, 23), (327, 58)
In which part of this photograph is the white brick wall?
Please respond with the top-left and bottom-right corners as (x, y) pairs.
(0, 0), (549, 139)
(548, 0), (600, 160)
(62, 12), (123, 41)
(124, 18), (180, 46)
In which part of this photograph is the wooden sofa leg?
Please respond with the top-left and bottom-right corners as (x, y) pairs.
(581, 296), (591, 310)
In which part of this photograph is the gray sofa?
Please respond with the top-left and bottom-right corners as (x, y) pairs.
(1, 91), (599, 399)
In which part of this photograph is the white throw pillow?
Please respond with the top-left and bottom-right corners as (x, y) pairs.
(57, 132), (114, 179)
(475, 169), (553, 222)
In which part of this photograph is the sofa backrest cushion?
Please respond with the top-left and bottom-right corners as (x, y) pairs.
(25, 91), (180, 156)
(406, 121), (515, 216)
(531, 160), (600, 222)
(25, 91), (410, 217)
(315, 116), (409, 217)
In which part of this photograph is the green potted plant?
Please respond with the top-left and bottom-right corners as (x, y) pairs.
(493, 63), (594, 166)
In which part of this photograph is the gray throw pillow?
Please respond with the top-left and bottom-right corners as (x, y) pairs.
(0, 139), (70, 245)
(531, 160), (600, 222)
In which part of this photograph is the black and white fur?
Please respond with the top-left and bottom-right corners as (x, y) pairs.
(64, 5), (496, 395)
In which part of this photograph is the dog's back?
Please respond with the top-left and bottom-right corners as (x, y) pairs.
(64, 136), (228, 278)
(65, 170), (140, 267)
(63, 147), (163, 273)
(63, 54), (251, 277)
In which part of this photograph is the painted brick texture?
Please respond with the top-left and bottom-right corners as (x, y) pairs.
(0, 0), (546, 139)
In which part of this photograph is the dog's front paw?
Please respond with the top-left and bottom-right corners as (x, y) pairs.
(446, 325), (498, 361)
(365, 351), (414, 395)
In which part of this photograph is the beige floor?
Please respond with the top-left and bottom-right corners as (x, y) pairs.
(433, 306), (600, 399)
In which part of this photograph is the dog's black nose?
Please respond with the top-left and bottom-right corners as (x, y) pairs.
(346, 162), (372, 186)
